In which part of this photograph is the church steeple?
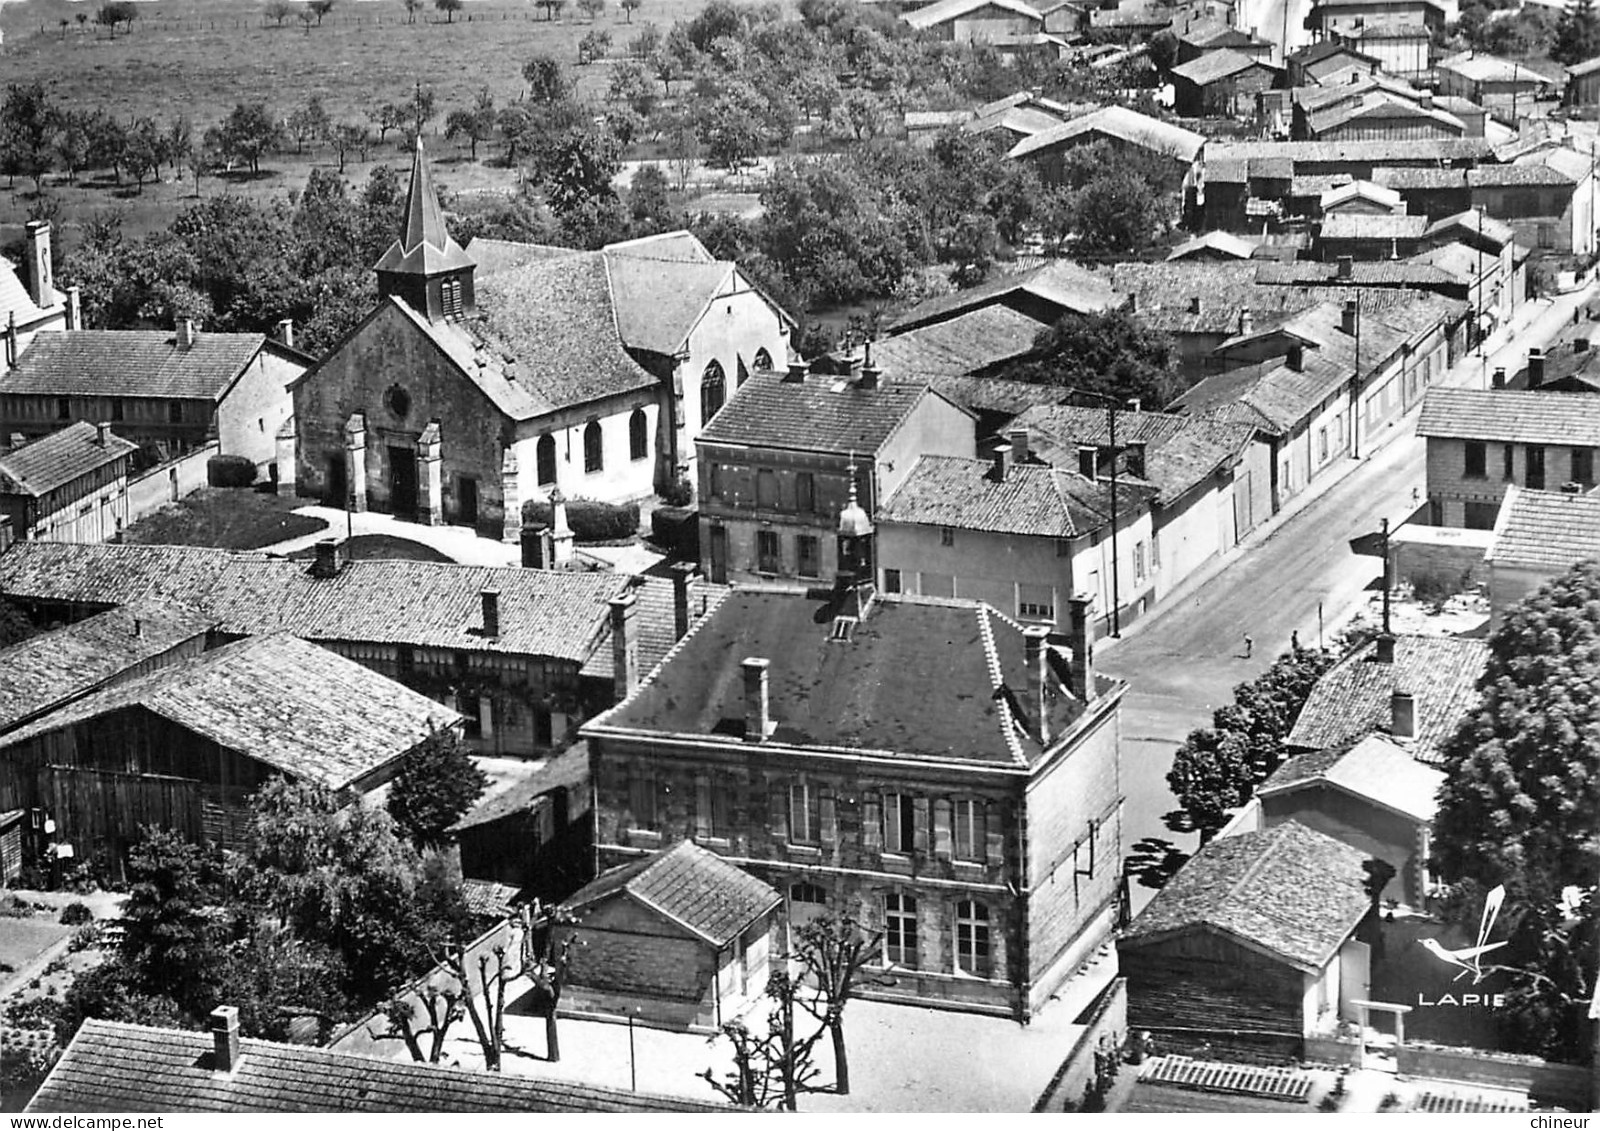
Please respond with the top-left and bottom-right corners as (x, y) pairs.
(374, 137), (477, 322)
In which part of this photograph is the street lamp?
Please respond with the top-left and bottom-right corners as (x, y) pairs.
(1071, 389), (1125, 639)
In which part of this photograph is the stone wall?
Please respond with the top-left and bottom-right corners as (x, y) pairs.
(1396, 1042), (1590, 1107)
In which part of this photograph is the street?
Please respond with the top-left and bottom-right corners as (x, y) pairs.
(1101, 284), (1598, 915)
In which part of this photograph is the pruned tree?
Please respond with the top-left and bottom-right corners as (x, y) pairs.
(439, 901), (577, 1070)
(577, 0), (605, 20)
(371, 983), (466, 1063)
(435, 0), (463, 22)
(790, 912), (888, 1095)
(620, 0), (641, 21)
(308, 0), (336, 23)
(700, 967), (822, 1110)
(264, 0), (295, 26)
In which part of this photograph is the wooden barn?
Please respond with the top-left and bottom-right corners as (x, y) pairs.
(0, 633), (460, 879)
(1117, 821), (1377, 1061)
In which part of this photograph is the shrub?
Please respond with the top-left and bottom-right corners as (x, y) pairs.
(207, 454), (258, 488)
(68, 924), (104, 953)
(59, 902), (93, 927)
(650, 504), (698, 561)
(659, 477), (694, 507)
(0, 894), (35, 919)
(521, 498), (640, 542)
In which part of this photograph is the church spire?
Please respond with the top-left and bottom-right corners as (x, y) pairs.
(374, 137), (477, 322)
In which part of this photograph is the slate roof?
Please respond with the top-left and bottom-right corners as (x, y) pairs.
(878, 454), (1138, 538)
(1285, 633), (1488, 765)
(1008, 106), (1206, 163)
(0, 423), (138, 498)
(583, 570), (732, 684)
(27, 1019), (728, 1113)
(889, 259), (1123, 333)
(1172, 48), (1278, 86)
(1261, 733), (1444, 822)
(1319, 212), (1429, 241)
(903, 0), (1042, 28)
(1120, 820), (1374, 971)
(565, 840), (780, 946)
(587, 588), (1121, 767)
(0, 633), (459, 790)
(1416, 388), (1600, 445)
(0, 330), (280, 400)
(0, 541), (629, 662)
(373, 139), (476, 277)
(697, 368), (953, 455)
(1485, 485), (1600, 570)
(1011, 405), (1254, 502)
(0, 602), (213, 735)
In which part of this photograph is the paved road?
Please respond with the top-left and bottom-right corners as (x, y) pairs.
(1101, 284), (1598, 915)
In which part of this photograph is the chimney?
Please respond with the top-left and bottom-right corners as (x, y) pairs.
(848, 349), (864, 383)
(1008, 426), (1030, 463)
(784, 357), (809, 384)
(1189, 295), (1203, 314)
(1492, 366), (1507, 388)
(1067, 593), (1095, 703)
(66, 286), (81, 331)
(992, 442), (1014, 482)
(1024, 625), (1052, 745)
(1239, 307), (1254, 336)
(1337, 255), (1354, 280)
(610, 592), (639, 700)
(276, 318), (295, 350)
(24, 220), (52, 310)
(1077, 446), (1098, 482)
(1287, 343), (1304, 371)
(1341, 299), (1358, 336)
(310, 538), (342, 579)
(4, 312), (16, 369)
(210, 1006), (241, 1073)
(1578, 338), (1590, 354)
(1419, 91), (1432, 110)
(671, 561), (697, 640)
(480, 588), (500, 638)
(1391, 688), (1416, 739)
(742, 657), (771, 742)
(96, 422), (110, 447)
(132, 617), (143, 638)
(858, 343), (881, 390)
(1374, 632), (1395, 664)
(176, 319), (197, 350)
(1528, 347), (1545, 389)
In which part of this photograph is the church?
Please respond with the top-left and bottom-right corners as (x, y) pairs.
(283, 142), (791, 539)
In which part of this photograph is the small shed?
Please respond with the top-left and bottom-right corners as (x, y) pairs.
(559, 840), (782, 1030)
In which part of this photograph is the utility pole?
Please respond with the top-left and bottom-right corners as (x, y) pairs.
(1380, 517), (1392, 635)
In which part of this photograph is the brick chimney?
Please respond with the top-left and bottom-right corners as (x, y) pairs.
(1528, 347), (1545, 389)
(1024, 625), (1052, 745)
(96, 422), (111, 447)
(858, 343), (881, 390)
(1391, 688), (1416, 739)
(1287, 343), (1304, 371)
(610, 592), (639, 701)
(1374, 632), (1395, 663)
(1239, 307), (1254, 336)
(1068, 593), (1095, 703)
(66, 285), (81, 331)
(1341, 299), (1358, 336)
(276, 318), (295, 350)
(4, 311), (16, 369)
(671, 561), (697, 640)
(784, 357), (808, 384)
(1077, 446), (1098, 482)
(176, 319), (197, 350)
(310, 538), (343, 579)
(24, 220), (52, 310)
(1337, 255), (1354, 280)
(1492, 366), (1506, 389)
(1008, 426), (1030, 464)
(480, 588), (500, 638)
(210, 1006), (241, 1073)
(742, 657), (771, 742)
(992, 442), (1014, 482)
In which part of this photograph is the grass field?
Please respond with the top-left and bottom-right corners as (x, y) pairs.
(286, 532), (454, 561)
(120, 486), (329, 548)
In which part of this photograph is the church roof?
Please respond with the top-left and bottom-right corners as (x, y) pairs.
(373, 139), (476, 277)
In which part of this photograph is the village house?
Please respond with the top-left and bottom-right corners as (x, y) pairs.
(1, 221), (77, 359)
(582, 577), (1127, 1022)
(1467, 147), (1595, 255)
(1301, 90), (1467, 143)
(940, 91), (1079, 147)
(0, 422), (139, 543)
(0, 324), (307, 475)
(1176, 19), (1275, 65)
(1165, 231), (1260, 261)
(1171, 50), (1284, 118)
(1006, 107), (1206, 196)
(1334, 24), (1433, 80)
(1503, 339), (1600, 391)
(1566, 55), (1600, 109)
(694, 361), (974, 585)
(558, 839), (783, 1029)
(1416, 387), (1600, 527)
(1436, 51), (1556, 106)
(1314, 211), (1428, 260)
(888, 258), (1124, 336)
(1286, 40), (1382, 86)
(1118, 820), (1376, 1060)
(1306, 0), (1454, 38)
(875, 443), (1157, 639)
(1417, 209), (1524, 329)
(900, 0), (1045, 44)
(1484, 484), (1600, 628)
(0, 632), (461, 874)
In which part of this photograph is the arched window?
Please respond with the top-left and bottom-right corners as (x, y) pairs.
(584, 420), (603, 473)
(700, 360), (726, 427)
(629, 408), (648, 462)
(536, 434), (557, 486)
(754, 347), (774, 373)
(956, 900), (990, 977)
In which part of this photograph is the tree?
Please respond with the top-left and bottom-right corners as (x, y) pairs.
(118, 828), (229, 1014)
(437, 902), (575, 1070)
(215, 102), (283, 174)
(627, 22), (660, 58)
(370, 102), (407, 145)
(445, 89), (497, 161)
(299, 7), (317, 31)
(651, 24), (700, 95)
(535, 0), (568, 18)
(998, 310), (1181, 409)
(620, 0), (641, 21)
(609, 60), (657, 118)
(790, 912), (887, 1095)
(309, 0), (336, 23)
(0, 83), (58, 194)
(287, 95), (332, 154)
(264, 0), (295, 26)
(523, 55), (571, 105)
(121, 117), (163, 191)
(163, 116), (194, 181)
(435, 0), (463, 22)
(54, 110), (95, 184)
(1074, 168), (1168, 256)
(332, 122), (370, 173)
(577, 0), (605, 19)
(700, 968), (821, 1109)
(96, 1), (137, 36)
(1146, 29), (1180, 74)
(578, 28), (612, 64)
(629, 162), (673, 228)
(387, 725), (489, 848)
(403, 0), (422, 22)
(405, 84), (438, 137)
(1552, 0), (1600, 65)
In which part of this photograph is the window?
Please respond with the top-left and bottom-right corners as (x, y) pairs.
(796, 472), (816, 513)
(797, 534), (821, 578)
(757, 530), (781, 573)
(629, 766), (658, 830)
(459, 692), (482, 739)
(791, 882), (826, 907)
(441, 277), (463, 318)
(883, 568), (902, 594)
(1527, 444), (1546, 490)
(753, 347), (773, 373)
(1319, 427), (1328, 463)
(700, 360), (727, 427)
(1464, 440), (1487, 480)
(883, 793), (916, 854)
(1503, 443), (1515, 481)
(940, 526), (955, 547)
(953, 799), (986, 861)
(168, 402), (183, 424)
(110, 400), (124, 422)
(55, 397), (69, 420)
(955, 900), (990, 977)
(1018, 584), (1054, 621)
(695, 777), (731, 839)
(757, 468), (780, 510)
(884, 893), (918, 967)
(789, 781), (819, 844)
(1134, 541), (1146, 583)
(629, 408), (648, 461)
(1575, 447), (1595, 486)
(536, 434), (557, 486)
(583, 421), (603, 473)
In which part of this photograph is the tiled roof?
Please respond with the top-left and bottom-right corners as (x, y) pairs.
(1309, 97), (1464, 138)
(373, 140), (476, 277)
(1210, 137), (1494, 167)
(460, 879), (526, 918)
(452, 741), (590, 832)
(0, 330), (274, 400)
(1260, 733), (1444, 822)
(588, 588), (1121, 766)
(696, 368), (950, 455)
(878, 454), (1137, 537)
(1319, 212), (1429, 241)
(889, 259), (1122, 333)
(1166, 231), (1258, 260)
(606, 255), (737, 358)
(968, 104), (1072, 138)
(1485, 485), (1600, 569)
(1172, 351), (1348, 434)
(1120, 820), (1374, 971)
(1469, 163), (1582, 187)
(1437, 51), (1550, 84)
(583, 570), (731, 683)
(859, 306), (1045, 378)
(0, 541), (628, 662)
(604, 230), (719, 264)
(1285, 633), (1488, 765)
(1008, 106), (1206, 163)
(1373, 166), (1470, 190)
(0, 422), (138, 498)
(1569, 55), (1600, 78)
(1341, 20), (1430, 39)
(1416, 388), (1600, 445)
(566, 840), (780, 946)
(1423, 208), (1517, 247)
(1011, 405), (1254, 502)
(0, 602), (213, 735)
(903, 0), (1042, 28)
(466, 237), (579, 275)
(0, 634), (459, 790)
(1289, 39), (1377, 67)
(921, 373), (1073, 417)
(1172, 48), (1277, 85)
(1320, 178), (1403, 211)
(28, 1019), (727, 1113)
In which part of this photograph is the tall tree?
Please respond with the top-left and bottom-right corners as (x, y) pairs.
(216, 102), (283, 174)
(386, 725), (489, 848)
(523, 55), (572, 105)
(118, 828), (229, 1014)
(1, 83), (59, 195)
(997, 309), (1181, 409)
(435, 0), (462, 22)
(1552, 0), (1600, 65)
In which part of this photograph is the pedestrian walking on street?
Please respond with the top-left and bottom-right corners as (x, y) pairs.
(1243, 634), (1253, 659)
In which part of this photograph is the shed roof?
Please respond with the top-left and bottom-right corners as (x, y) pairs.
(1172, 48), (1279, 86)
(565, 840), (780, 946)
(903, 0), (1043, 28)
(1260, 733), (1445, 822)
(1485, 484), (1600, 570)
(0, 423), (138, 498)
(1319, 212), (1429, 241)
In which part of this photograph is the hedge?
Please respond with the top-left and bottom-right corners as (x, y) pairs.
(206, 454), (257, 488)
(521, 498), (640, 543)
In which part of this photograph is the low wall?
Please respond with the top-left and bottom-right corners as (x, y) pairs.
(1396, 1042), (1590, 1108)
(1304, 1034), (1363, 1069)
(124, 442), (218, 530)
(1391, 525), (1492, 593)
(1034, 977), (1129, 1112)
